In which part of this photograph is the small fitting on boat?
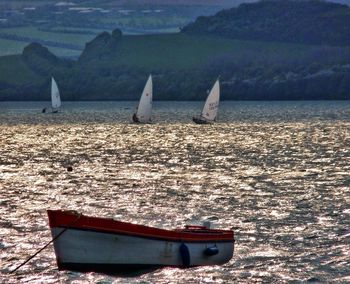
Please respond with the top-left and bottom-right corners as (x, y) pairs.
(204, 246), (219, 256)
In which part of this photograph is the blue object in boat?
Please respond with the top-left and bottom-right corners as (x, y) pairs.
(179, 243), (190, 267)
(204, 246), (219, 256)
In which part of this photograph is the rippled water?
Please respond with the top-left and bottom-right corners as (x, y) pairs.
(0, 101), (349, 283)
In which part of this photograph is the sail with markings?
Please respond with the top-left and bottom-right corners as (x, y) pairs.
(132, 75), (152, 123)
(193, 79), (220, 124)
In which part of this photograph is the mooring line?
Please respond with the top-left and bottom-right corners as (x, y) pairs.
(10, 213), (82, 274)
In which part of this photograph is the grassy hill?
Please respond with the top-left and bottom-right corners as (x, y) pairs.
(79, 33), (316, 70)
(1, 0), (350, 101)
(0, 55), (42, 84)
(1, 29), (350, 101)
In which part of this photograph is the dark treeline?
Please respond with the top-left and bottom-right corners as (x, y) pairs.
(182, 0), (350, 46)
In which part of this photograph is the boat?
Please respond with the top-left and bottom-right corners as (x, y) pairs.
(193, 79), (220, 124)
(132, 75), (152, 123)
(50, 77), (61, 113)
(47, 210), (234, 272)
(42, 77), (61, 113)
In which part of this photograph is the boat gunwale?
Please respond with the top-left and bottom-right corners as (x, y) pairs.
(48, 210), (234, 242)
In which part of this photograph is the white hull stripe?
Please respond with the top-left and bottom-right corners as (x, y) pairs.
(54, 226), (234, 243)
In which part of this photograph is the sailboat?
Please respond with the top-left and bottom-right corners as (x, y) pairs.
(193, 79), (220, 124)
(132, 75), (152, 123)
(42, 77), (61, 113)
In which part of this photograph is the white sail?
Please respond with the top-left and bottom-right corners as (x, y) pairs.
(134, 75), (152, 123)
(51, 77), (61, 110)
(201, 79), (220, 121)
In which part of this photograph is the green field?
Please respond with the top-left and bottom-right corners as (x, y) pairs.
(0, 38), (83, 58)
(0, 38), (28, 56)
(96, 33), (315, 70)
(0, 27), (99, 46)
(0, 26), (105, 57)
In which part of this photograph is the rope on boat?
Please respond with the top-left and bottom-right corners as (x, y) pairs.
(10, 213), (82, 274)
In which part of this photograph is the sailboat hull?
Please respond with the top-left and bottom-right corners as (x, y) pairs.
(132, 113), (140, 123)
(132, 114), (151, 124)
(192, 116), (213, 124)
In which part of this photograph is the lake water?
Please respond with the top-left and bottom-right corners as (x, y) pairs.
(0, 101), (349, 283)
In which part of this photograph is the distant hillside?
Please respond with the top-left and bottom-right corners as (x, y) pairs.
(1, 28), (350, 101)
(182, 0), (350, 45)
(0, 0), (231, 58)
(1, 1), (350, 101)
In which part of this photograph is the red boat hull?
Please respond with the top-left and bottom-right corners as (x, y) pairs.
(48, 210), (234, 272)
